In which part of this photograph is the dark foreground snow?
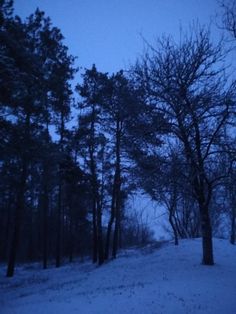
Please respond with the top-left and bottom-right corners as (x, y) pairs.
(0, 238), (236, 314)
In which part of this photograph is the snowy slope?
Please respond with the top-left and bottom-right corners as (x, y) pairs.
(0, 238), (236, 314)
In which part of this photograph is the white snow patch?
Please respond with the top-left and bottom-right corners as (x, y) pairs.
(0, 238), (236, 314)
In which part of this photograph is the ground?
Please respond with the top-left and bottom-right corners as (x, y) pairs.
(0, 238), (236, 314)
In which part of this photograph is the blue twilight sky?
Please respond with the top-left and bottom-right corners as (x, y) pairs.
(14, 0), (221, 74)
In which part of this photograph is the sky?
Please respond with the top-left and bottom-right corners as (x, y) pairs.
(13, 0), (221, 75)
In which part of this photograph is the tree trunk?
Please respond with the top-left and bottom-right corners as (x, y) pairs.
(112, 119), (122, 259)
(27, 201), (33, 261)
(69, 213), (74, 263)
(4, 195), (12, 262)
(6, 160), (27, 277)
(56, 181), (62, 268)
(200, 208), (214, 265)
(230, 207), (235, 245)
(92, 198), (98, 263)
(105, 176), (116, 260)
(97, 201), (104, 265)
(169, 211), (179, 245)
(42, 185), (49, 269)
(112, 193), (121, 259)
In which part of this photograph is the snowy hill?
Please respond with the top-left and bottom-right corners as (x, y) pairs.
(1, 238), (236, 314)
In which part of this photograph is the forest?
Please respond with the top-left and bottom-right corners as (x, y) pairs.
(0, 0), (236, 280)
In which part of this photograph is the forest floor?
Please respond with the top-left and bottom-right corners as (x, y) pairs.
(0, 238), (236, 314)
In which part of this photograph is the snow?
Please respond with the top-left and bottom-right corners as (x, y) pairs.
(1, 238), (236, 314)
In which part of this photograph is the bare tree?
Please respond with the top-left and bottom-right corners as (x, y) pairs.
(132, 27), (234, 265)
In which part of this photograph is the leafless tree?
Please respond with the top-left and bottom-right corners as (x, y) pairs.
(132, 27), (234, 265)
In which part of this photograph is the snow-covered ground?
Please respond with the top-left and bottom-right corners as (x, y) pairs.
(0, 238), (235, 314)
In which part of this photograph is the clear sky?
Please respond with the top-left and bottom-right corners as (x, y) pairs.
(14, 0), (220, 74)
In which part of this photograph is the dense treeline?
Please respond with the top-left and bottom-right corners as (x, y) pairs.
(0, 0), (236, 277)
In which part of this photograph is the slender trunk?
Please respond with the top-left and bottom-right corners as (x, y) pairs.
(112, 196), (120, 259)
(97, 201), (104, 265)
(173, 214), (183, 239)
(28, 200), (33, 261)
(69, 219), (74, 263)
(6, 160), (27, 277)
(6, 111), (30, 277)
(92, 198), (98, 263)
(118, 222), (122, 249)
(89, 104), (99, 264)
(105, 177), (116, 260)
(56, 113), (65, 268)
(43, 105), (50, 269)
(68, 200), (74, 263)
(42, 185), (49, 269)
(230, 208), (235, 245)
(169, 210), (179, 245)
(4, 195), (12, 261)
(112, 119), (122, 259)
(56, 181), (62, 268)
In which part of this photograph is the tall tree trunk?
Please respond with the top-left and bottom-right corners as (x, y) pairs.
(56, 180), (62, 268)
(69, 218), (74, 263)
(42, 184), (49, 269)
(92, 198), (98, 263)
(112, 196), (120, 259)
(105, 176), (116, 260)
(4, 194), (12, 262)
(56, 113), (65, 268)
(6, 160), (27, 277)
(89, 104), (99, 264)
(42, 124), (50, 269)
(112, 120), (122, 259)
(6, 111), (31, 277)
(27, 197), (34, 261)
(230, 207), (235, 245)
(97, 201), (104, 265)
